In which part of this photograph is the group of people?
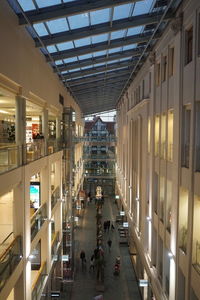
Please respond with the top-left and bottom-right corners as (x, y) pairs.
(80, 246), (105, 275)
(103, 220), (114, 232)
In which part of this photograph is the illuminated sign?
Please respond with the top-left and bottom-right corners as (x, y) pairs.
(30, 182), (40, 209)
(120, 211), (125, 216)
(123, 222), (129, 228)
(139, 279), (148, 287)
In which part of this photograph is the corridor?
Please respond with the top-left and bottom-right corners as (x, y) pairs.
(62, 196), (142, 300)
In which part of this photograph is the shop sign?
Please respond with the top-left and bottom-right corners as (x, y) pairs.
(115, 195), (120, 199)
(120, 211), (125, 216)
(62, 255), (69, 261)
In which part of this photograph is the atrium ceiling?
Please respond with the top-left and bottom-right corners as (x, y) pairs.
(8, 0), (181, 115)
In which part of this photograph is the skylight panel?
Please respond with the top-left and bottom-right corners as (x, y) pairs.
(78, 54), (93, 60)
(68, 14), (89, 30)
(35, 0), (61, 8)
(63, 0), (76, 2)
(68, 68), (81, 73)
(64, 57), (78, 63)
(90, 8), (110, 25)
(93, 63), (106, 68)
(93, 50), (107, 57)
(47, 45), (57, 53)
(107, 59), (120, 65)
(113, 4), (132, 20)
(122, 44), (137, 51)
(108, 47), (122, 54)
(55, 60), (63, 65)
(120, 57), (132, 62)
(17, 0), (35, 11)
(111, 30), (126, 40)
(92, 34), (108, 44)
(57, 41), (74, 51)
(133, 0), (154, 16)
(74, 37), (90, 47)
(33, 23), (48, 37)
(81, 66), (92, 70)
(46, 18), (69, 34)
(127, 26), (143, 36)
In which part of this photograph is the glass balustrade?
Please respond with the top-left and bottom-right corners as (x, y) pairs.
(51, 232), (60, 261)
(25, 140), (45, 163)
(31, 203), (47, 241)
(0, 235), (22, 292)
(0, 145), (21, 174)
(32, 262), (47, 300)
(51, 187), (60, 210)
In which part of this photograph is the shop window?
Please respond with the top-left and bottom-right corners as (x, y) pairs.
(159, 176), (165, 222)
(162, 56), (167, 82)
(185, 26), (193, 65)
(166, 180), (172, 232)
(169, 47), (174, 77)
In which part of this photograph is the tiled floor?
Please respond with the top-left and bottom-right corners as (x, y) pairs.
(61, 197), (142, 300)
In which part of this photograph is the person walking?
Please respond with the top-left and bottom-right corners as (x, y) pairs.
(111, 223), (115, 231)
(107, 239), (112, 252)
(107, 220), (110, 232)
(80, 250), (86, 269)
(89, 254), (95, 272)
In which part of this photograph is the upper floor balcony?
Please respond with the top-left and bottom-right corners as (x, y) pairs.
(0, 138), (63, 176)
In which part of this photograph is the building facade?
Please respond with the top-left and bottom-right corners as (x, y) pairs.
(116, 0), (200, 299)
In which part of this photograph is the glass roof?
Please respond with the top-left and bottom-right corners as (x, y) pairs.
(10, 0), (173, 115)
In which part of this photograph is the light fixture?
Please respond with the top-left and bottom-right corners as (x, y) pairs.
(128, 185), (132, 189)
(146, 216), (152, 222)
(136, 197), (139, 201)
(168, 252), (173, 258)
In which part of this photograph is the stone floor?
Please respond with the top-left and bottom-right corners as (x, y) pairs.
(61, 197), (142, 300)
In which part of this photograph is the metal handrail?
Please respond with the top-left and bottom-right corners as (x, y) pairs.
(0, 235), (19, 262)
(0, 232), (14, 247)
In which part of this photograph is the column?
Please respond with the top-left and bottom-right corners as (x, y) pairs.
(42, 108), (48, 155)
(15, 96), (26, 165)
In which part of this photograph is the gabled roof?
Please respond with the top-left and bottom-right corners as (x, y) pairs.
(85, 116), (115, 134)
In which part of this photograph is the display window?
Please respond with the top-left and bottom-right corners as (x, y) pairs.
(26, 101), (43, 143)
(0, 87), (16, 145)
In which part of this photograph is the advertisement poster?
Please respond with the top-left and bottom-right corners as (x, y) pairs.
(30, 182), (40, 209)
(32, 123), (39, 139)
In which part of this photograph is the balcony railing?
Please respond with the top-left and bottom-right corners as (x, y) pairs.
(32, 261), (47, 300)
(83, 153), (115, 160)
(51, 232), (60, 261)
(0, 138), (64, 175)
(47, 138), (62, 154)
(0, 235), (22, 292)
(25, 140), (45, 163)
(51, 187), (60, 210)
(0, 145), (21, 174)
(31, 203), (47, 241)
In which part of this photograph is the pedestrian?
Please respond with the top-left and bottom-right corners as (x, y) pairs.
(80, 250), (86, 268)
(111, 223), (115, 231)
(107, 220), (110, 232)
(89, 254), (95, 272)
(107, 239), (112, 252)
(103, 221), (107, 233)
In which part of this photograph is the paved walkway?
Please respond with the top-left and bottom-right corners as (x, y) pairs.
(62, 197), (142, 300)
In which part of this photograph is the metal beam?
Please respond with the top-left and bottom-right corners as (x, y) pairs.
(71, 78), (127, 92)
(36, 12), (169, 47)
(18, 0), (140, 25)
(46, 32), (158, 61)
(63, 60), (134, 80)
(54, 49), (142, 72)
(66, 69), (131, 86)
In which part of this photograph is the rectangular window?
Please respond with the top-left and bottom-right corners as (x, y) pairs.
(162, 56), (167, 82)
(142, 80), (145, 99)
(198, 13), (200, 56)
(167, 110), (174, 161)
(185, 27), (193, 65)
(195, 102), (200, 171)
(149, 72), (151, 93)
(154, 115), (160, 156)
(156, 63), (161, 86)
(182, 106), (191, 168)
(169, 47), (174, 77)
